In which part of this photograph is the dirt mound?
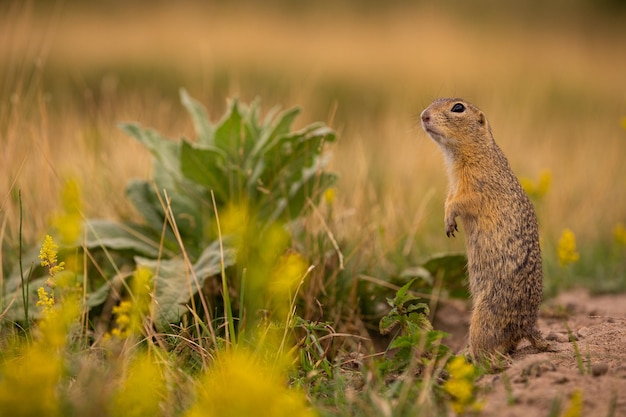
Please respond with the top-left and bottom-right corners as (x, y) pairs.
(437, 289), (626, 416)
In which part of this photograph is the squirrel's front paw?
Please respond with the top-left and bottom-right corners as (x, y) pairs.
(445, 218), (458, 237)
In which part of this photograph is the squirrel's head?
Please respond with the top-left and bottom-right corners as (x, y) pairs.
(420, 98), (494, 157)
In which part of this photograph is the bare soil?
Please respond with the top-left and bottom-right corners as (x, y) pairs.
(435, 289), (626, 416)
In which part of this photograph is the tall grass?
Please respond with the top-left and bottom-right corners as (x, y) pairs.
(1, 2), (625, 416)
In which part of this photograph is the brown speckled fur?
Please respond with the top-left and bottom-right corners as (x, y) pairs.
(421, 98), (551, 361)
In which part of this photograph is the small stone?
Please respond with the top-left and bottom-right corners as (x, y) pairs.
(614, 365), (626, 378)
(546, 331), (570, 343)
(554, 376), (569, 384)
(546, 331), (559, 341)
(577, 327), (589, 338)
(592, 363), (609, 377)
(552, 373), (569, 384)
(513, 375), (528, 384)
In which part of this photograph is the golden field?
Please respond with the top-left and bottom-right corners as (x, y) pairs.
(1, 1), (625, 284)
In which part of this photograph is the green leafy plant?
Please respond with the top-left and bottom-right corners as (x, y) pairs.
(379, 278), (450, 373)
(4, 90), (337, 333)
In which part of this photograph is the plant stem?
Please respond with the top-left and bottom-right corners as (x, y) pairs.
(18, 190), (29, 330)
(211, 190), (235, 347)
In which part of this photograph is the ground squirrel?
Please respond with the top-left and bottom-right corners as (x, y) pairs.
(420, 98), (551, 362)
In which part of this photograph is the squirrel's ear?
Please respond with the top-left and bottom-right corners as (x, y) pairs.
(478, 112), (486, 126)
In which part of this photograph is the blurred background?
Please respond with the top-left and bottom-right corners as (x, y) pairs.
(1, 0), (625, 291)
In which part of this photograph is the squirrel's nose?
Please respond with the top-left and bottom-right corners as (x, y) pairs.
(421, 110), (430, 123)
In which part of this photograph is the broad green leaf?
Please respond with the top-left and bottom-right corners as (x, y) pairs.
(125, 180), (170, 240)
(407, 312), (433, 332)
(126, 179), (206, 259)
(421, 253), (469, 299)
(136, 240), (236, 331)
(193, 239), (236, 279)
(119, 123), (181, 179)
(406, 302), (429, 314)
(250, 107), (301, 158)
(179, 140), (228, 202)
(135, 256), (189, 330)
(180, 88), (214, 145)
(395, 278), (417, 304)
(379, 313), (401, 335)
(84, 219), (163, 258)
(399, 266), (434, 286)
(214, 99), (243, 160)
(86, 280), (113, 308)
(389, 335), (420, 350)
(3, 245), (41, 294)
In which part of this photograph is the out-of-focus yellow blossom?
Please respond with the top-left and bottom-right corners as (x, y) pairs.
(185, 349), (317, 417)
(613, 223), (626, 246)
(562, 390), (583, 417)
(52, 178), (83, 245)
(0, 344), (63, 417)
(109, 266), (154, 339)
(111, 301), (133, 339)
(558, 228), (580, 268)
(111, 352), (167, 417)
(39, 234), (65, 277)
(520, 170), (551, 200)
(443, 356), (483, 415)
(324, 187), (336, 206)
(620, 117), (626, 131)
(270, 252), (307, 304)
(0, 254), (81, 416)
(219, 202), (250, 239)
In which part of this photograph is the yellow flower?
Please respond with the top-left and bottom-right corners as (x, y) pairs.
(562, 390), (583, 417)
(39, 235), (65, 277)
(558, 228), (580, 268)
(185, 349), (317, 417)
(109, 266), (154, 339)
(447, 355), (476, 380)
(324, 188), (336, 206)
(443, 356), (483, 415)
(111, 301), (133, 339)
(0, 344), (63, 417)
(621, 117), (626, 131)
(52, 178), (83, 245)
(536, 170), (552, 198)
(111, 352), (167, 417)
(445, 379), (474, 406)
(36, 287), (55, 315)
(519, 170), (551, 200)
(613, 223), (626, 246)
(270, 252), (308, 307)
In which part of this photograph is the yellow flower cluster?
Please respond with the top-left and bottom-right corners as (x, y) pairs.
(270, 251), (308, 319)
(443, 356), (483, 415)
(52, 178), (83, 245)
(558, 228), (580, 268)
(39, 234), (65, 277)
(36, 287), (55, 315)
(111, 301), (133, 339)
(111, 352), (167, 417)
(520, 170), (551, 200)
(613, 223), (626, 246)
(0, 344), (63, 416)
(109, 266), (154, 340)
(185, 349), (316, 417)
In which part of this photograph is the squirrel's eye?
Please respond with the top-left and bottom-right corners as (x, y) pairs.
(451, 103), (465, 113)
